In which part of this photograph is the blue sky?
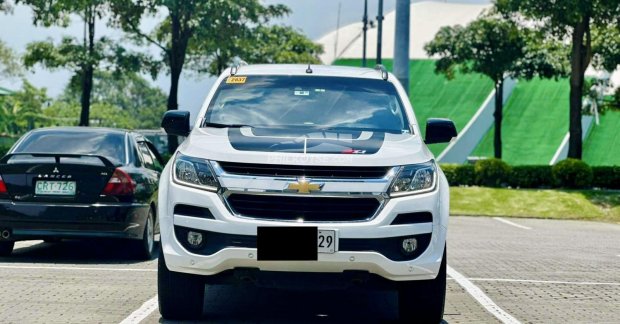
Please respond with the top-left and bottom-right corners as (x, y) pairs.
(0, 0), (489, 122)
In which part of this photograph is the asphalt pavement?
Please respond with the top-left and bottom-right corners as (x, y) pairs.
(1, 216), (619, 323)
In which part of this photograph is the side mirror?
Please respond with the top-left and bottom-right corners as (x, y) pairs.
(161, 110), (190, 137)
(425, 118), (457, 144)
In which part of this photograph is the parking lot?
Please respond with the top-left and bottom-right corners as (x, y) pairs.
(1, 216), (619, 323)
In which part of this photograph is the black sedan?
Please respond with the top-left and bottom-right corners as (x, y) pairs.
(0, 127), (163, 259)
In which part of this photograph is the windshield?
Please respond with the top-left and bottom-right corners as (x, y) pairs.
(13, 131), (126, 165)
(203, 75), (410, 134)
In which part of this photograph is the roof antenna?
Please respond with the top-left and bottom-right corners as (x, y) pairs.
(306, 63), (313, 74)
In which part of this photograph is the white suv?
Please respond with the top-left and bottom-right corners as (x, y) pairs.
(157, 64), (457, 322)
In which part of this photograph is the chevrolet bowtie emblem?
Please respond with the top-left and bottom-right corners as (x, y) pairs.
(287, 178), (323, 194)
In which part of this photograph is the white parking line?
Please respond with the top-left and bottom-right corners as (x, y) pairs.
(448, 266), (521, 324)
(469, 278), (620, 286)
(0, 265), (156, 272)
(119, 295), (158, 324)
(493, 217), (532, 230)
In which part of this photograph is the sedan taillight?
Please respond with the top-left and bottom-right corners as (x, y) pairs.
(102, 168), (135, 196)
(0, 175), (7, 195)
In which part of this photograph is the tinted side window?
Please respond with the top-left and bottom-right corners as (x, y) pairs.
(147, 146), (163, 171)
(137, 142), (155, 169)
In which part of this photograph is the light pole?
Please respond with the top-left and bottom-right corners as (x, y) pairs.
(362, 0), (368, 67)
(394, 0), (410, 93)
(376, 0), (384, 65)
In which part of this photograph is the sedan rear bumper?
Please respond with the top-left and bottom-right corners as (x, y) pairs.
(0, 200), (150, 241)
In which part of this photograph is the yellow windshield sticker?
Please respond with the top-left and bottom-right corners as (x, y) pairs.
(226, 76), (247, 84)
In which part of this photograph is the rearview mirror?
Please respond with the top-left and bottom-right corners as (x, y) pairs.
(161, 110), (190, 137)
(425, 118), (457, 144)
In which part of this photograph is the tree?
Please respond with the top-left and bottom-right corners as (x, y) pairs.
(110, 0), (320, 153)
(0, 80), (48, 134)
(19, 0), (146, 127)
(0, 40), (22, 78)
(425, 16), (558, 159)
(496, 0), (620, 159)
(198, 21), (323, 75)
(60, 71), (167, 129)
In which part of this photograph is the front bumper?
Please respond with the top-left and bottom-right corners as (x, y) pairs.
(159, 166), (450, 282)
(0, 200), (150, 240)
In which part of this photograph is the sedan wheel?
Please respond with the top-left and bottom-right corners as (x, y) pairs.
(135, 209), (156, 260)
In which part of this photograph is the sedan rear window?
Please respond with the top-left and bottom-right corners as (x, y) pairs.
(12, 131), (126, 165)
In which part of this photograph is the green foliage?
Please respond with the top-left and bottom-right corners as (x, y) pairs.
(474, 158), (512, 187)
(0, 80), (49, 134)
(0, 39), (22, 78)
(425, 16), (558, 83)
(442, 162), (618, 189)
(552, 158), (593, 188)
(591, 166), (620, 189)
(509, 165), (553, 188)
(43, 101), (137, 129)
(60, 71), (166, 129)
(211, 25), (323, 75)
(441, 164), (475, 186)
(0, 145), (10, 158)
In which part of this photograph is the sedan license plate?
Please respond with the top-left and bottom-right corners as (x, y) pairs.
(318, 230), (337, 254)
(35, 181), (76, 196)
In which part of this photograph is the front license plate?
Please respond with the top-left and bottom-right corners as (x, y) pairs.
(35, 181), (76, 196)
(257, 227), (339, 261)
(318, 230), (337, 254)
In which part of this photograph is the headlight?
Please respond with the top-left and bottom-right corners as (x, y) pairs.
(172, 153), (219, 191)
(390, 161), (436, 197)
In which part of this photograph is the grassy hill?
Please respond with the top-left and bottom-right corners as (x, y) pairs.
(584, 111), (620, 166)
(334, 59), (493, 155)
(471, 78), (569, 165)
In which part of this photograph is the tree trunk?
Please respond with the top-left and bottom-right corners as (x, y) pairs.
(567, 16), (591, 159)
(166, 11), (190, 154)
(493, 79), (504, 159)
(79, 7), (95, 127)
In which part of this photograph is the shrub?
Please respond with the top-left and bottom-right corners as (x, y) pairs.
(591, 166), (620, 189)
(440, 164), (475, 186)
(509, 165), (553, 188)
(0, 145), (10, 158)
(552, 158), (593, 188)
(474, 158), (512, 187)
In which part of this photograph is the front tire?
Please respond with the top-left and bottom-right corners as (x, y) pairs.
(398, 247), (447, 323)
(158, 250), (205, 320)
(135, 209), (156, 260)
(0, 241), (14, 256)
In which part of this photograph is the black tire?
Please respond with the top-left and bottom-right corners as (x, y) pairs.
(0, 241), (14, 256)
(158, 249), (205, 320)
(398, 247), (447, 323)
(135, 208), (156, 260)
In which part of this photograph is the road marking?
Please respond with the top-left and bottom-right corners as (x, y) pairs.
(493, 217), (532, 230)
(119, 295), (158, 324)
(469, 278), (620, 286)
(0, 265), (156, 272)
(448, 266), (521, 324)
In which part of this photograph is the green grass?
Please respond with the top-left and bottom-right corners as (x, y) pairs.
(451, 186), (620, 223)
(471, 78), (569, 164)
(583, 111), (620, 166)
(334, 59), (494, 155)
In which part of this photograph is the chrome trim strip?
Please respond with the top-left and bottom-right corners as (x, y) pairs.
(210, 161), (399, 195)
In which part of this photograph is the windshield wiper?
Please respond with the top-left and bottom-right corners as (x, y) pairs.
(203, 122), (253, 128)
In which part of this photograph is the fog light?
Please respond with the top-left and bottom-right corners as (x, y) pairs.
(187, 231), (204, 248)
(401, 238), (417, 255)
